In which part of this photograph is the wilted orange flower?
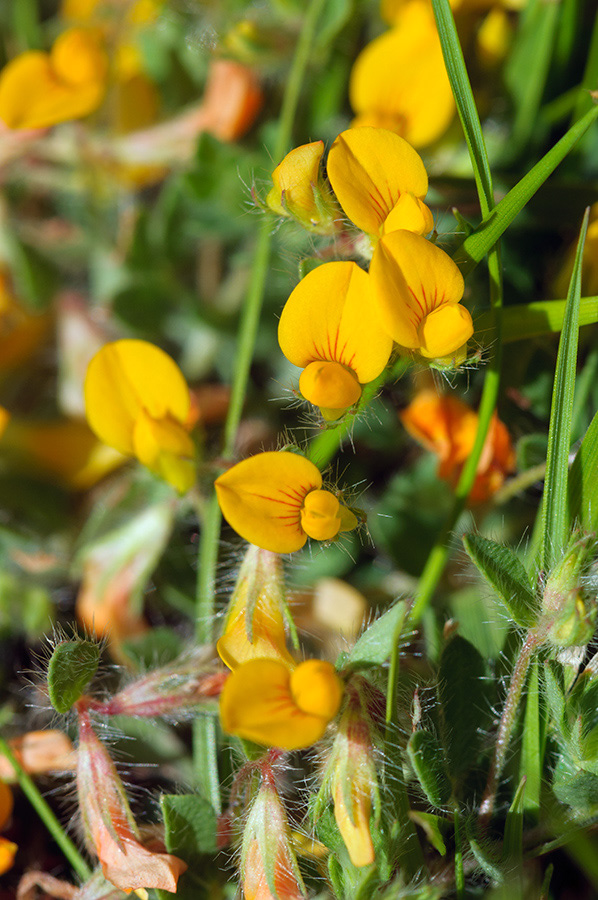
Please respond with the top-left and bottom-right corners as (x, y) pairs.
(76, 704), (187, 893)
(400, 389), (515, 502)
(0, 731), (76, 781)
(0, 28), (107, 130)
(0, 780), (17, 876)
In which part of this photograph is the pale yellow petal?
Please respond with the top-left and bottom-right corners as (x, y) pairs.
(327, 127), (428, 235)
(278, 261), (392, 383)
(382, 194), (434, 236)
(215, 451), (322, 553)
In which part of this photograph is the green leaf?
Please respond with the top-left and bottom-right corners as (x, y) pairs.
(348, 601), (407, 666)
(542, 208), (590, 571)
(474, 296), (598, 344)
(407, 730), (452, 808)
(457, 106), (598, 275)
(161, 793), (218, 861)
(544, 660), (567, 737)
(502, 776), (526, 867)
(437, 635), (490, 783)
(569, 409), (598, 533)
(47, 639), (100, 714)
(409, 811), (447, 856)
(462, 534), (538, 628)
(519, 659), (542, 816)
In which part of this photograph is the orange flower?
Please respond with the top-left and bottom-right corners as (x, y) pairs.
(400, 389), (515, 502)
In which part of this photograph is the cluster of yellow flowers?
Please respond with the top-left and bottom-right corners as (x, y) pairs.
(269, 125), (474, 421)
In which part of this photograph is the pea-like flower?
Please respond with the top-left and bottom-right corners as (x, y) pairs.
(215, 451), (358, 553)
(349, 0), (455, 148)
(278, 261), (393, 420)
(369, 229), (473, 361)
(326, 127), (434, 239)
(84, 339), (196, 493)
(0, 28), (107, 131)
(266, 141), (338, 234)
(400, 388), (515, 502)
(220, 657), (343, 750)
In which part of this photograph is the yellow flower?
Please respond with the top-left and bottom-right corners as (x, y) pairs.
(0, 28), (107, 130)
(215, 451), (358, 553)
(326, 127), (434, 238)
(266, 141), (338, 234)
(220, 657), (343, 750)
(350, 0), (455, 148)
(217, 545), (296, 670)
(0, 780), (17, 876)
(84, 340), (196, 493)
(369, 230), (473, 360)
(278, 262), (393, 420)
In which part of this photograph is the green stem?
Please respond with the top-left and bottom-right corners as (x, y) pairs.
(409, 0), (504, 625)
(478, 632), (539, 826)
(192, 0), (327, 794)
(454, 807), (465, 899)
(0, 736), (91, 881)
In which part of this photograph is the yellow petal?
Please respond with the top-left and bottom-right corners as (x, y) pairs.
(299, 361), (362, 415)
(215, 451), (322, 553)
(333, 780), (374, 867)
(382, 193), (434, 236)
(0, 30), (106, 130)
(327, 127), (429, 236)
(219, 659), (331, 749)
(417, 305), (473, 359)
(278, 261), (392, 383)
(300, 489), (342, 542)
(0, 837), (17, 876)
(266, 141), (325, 219)
(85, 340), (190, 455)
(349, 3), (455, 148)
(290, 660), (343, 720)
(369, 230), (465, 349)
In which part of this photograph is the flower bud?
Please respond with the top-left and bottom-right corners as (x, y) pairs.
(542, 534), (597, 649)
(317, 679), (380, 867)
(92, 649), (226, 718)
(266, 142), (339, 235)
(76, 704), (187, 893)
(217, 544), (295, 670)
(240, 771), (306, 899)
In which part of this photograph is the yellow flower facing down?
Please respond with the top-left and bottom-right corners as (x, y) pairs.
(369, 230), (473, 360)
(0, 28), (107, 130)
(220, 657), (343, 750)
(326, 127), (433, 238)
(217, 544), (295, 670)
(278, 262), (393, 420)
(215, 451), (358, 553)
(350, 0), (455, 148)
(84, 340), (196, 493)
(266, 141), (338, 234)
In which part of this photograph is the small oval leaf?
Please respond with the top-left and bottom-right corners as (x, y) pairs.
(463, 533), (538, 627)
(407, 730), (452, 808)
(47, 639), (100, 714)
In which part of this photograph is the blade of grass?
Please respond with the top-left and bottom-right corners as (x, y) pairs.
(541, 208), (589, 572)
(457, 103), (598, 275)
(572, 10), (598, 123)
(192, 0), (328, 806)
(568, 408), (598, 532)
(519, 658), (542, 817)
(474, 296), (598, 343)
